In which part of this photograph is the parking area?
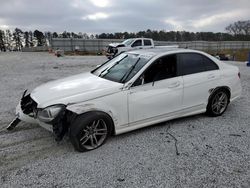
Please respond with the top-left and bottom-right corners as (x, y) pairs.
(0, 52), (249, 187)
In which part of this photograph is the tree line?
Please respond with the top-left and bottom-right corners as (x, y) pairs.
(0, 29), (95, 51)
(0, 20), (250, 51)
(98, 20), (250, 41)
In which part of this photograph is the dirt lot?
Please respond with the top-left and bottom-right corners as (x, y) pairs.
(0, 52), (249, 187)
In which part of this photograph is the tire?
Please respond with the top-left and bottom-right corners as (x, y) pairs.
(69, 112), (113, 152)
(206, 89), (229, 117)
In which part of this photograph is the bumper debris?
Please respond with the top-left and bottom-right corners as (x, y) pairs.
(7, 117), (21, 130)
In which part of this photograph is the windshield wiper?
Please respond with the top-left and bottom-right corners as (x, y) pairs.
(120, 58), (141, 83)
(99, 55), (128, 77)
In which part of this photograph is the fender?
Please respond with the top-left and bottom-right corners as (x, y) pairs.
(66, 101), (120, 127)
(208, 86), (231, 103)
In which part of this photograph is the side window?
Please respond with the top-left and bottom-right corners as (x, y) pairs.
(131, 40), (142, 47)
(203, 56), (219, 71)
(144, 39), (152, 46)
(178, 53), (206, 75)
(133, 55), (177, 86)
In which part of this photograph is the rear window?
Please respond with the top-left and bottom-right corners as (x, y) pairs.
(144, 39), (152, 46)
(203, 56), (219, 71)
(178, 53), (218, 75)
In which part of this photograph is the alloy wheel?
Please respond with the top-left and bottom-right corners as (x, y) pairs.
(79, 119), (108, 150)
(211, 91), (228, 115)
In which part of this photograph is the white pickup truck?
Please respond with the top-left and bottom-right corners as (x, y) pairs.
(106, 38), (154, 59)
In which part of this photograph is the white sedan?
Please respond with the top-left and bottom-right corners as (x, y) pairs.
(8, 48), (242, 152)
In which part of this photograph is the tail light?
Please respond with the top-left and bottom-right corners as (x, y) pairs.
(238, 72), (241, 79)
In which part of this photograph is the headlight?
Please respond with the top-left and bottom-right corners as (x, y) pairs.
(37, 105), (65, 123)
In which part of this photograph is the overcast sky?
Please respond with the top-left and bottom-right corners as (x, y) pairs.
(0, 0), (249, 33)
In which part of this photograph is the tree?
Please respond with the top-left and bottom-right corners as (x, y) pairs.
(0, 30), (6, 51)
(34, 30), (45, 46)
(61, 31), (71, 38)
(4, 30), (12, 51)
(13, 28), (23, 51)
(52, 32), (58, 38)
(226, 20), (250, 35)
(71, 32), (79, 38)
(29, 31), (34, 47)
(78, 32), (83, 38)
(82, 33), (89, 39)
(24, 31), (30, 47)
(98, 33), (107, 39)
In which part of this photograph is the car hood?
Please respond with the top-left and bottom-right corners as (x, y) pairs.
(31, 72), (123, 108)
(109, 43), (125, 48)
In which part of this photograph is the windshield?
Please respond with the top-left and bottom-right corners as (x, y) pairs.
(92, 53), (151, 83)
(122, 39), (134, 46)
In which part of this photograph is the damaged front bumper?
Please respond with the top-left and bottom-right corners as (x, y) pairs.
(8, 91), (71, 141)
(106, 52), (115, 59)
(105, 46), (118, 59)
(9, 100), (53, 132)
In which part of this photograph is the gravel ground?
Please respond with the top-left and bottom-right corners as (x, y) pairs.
(0, 52), (249, 188)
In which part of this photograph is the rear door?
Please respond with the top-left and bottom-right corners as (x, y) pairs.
(143, 39), (153, 49)
(177, 53), (220, 109)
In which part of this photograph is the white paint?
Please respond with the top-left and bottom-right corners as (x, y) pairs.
(16, 49), (242, 135)
(30, 72), (123, 108)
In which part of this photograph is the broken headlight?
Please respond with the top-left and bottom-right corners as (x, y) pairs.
(37, 105), (65, 123)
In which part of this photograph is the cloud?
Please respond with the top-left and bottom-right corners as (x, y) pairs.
(191, 10), (248, 29)
(0, 0), (249, 33)
(164, 19), (184, 31)
(89, 0), (110, 8)
(82, 12), (109, 20)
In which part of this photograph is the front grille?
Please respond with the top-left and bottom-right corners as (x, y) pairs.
(21, 94), (38, 117)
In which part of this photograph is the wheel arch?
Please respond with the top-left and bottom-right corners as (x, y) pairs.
(208, 86), (231, 103)
(69, 110), (116, 136)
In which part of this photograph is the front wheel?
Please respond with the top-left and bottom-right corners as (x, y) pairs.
(69, 112), (113, 152)
(206, 89), (229, 117)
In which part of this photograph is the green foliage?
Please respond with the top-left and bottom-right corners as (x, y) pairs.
(0, 20), (250, 51)
(13, 28), (23, 51)
(96, 30), (250, 41)
(0, 30), (6, 51)
(34, 30), (45, 46)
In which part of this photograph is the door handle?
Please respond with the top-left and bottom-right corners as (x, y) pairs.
(207, 74), (216, 79)
(168, 81), (180, 88)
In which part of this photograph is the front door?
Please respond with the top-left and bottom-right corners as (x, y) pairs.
(128, 54), (184, 124)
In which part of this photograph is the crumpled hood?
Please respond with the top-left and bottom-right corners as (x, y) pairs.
(109, 43), (125, 48)
(31, 72), (122, 108)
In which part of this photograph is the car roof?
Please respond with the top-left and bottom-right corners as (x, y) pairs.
(127, 47), (204, 58)
(127, 37), (152, 40)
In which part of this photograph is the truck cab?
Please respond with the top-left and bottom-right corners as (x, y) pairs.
(106, 38), (154, 59)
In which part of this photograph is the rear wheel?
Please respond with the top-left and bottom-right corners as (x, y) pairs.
(69, 112), (113, 152)
(206, 89), (229, 116)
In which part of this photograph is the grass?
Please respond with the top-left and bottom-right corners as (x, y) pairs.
(207, 49), (250, 62)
